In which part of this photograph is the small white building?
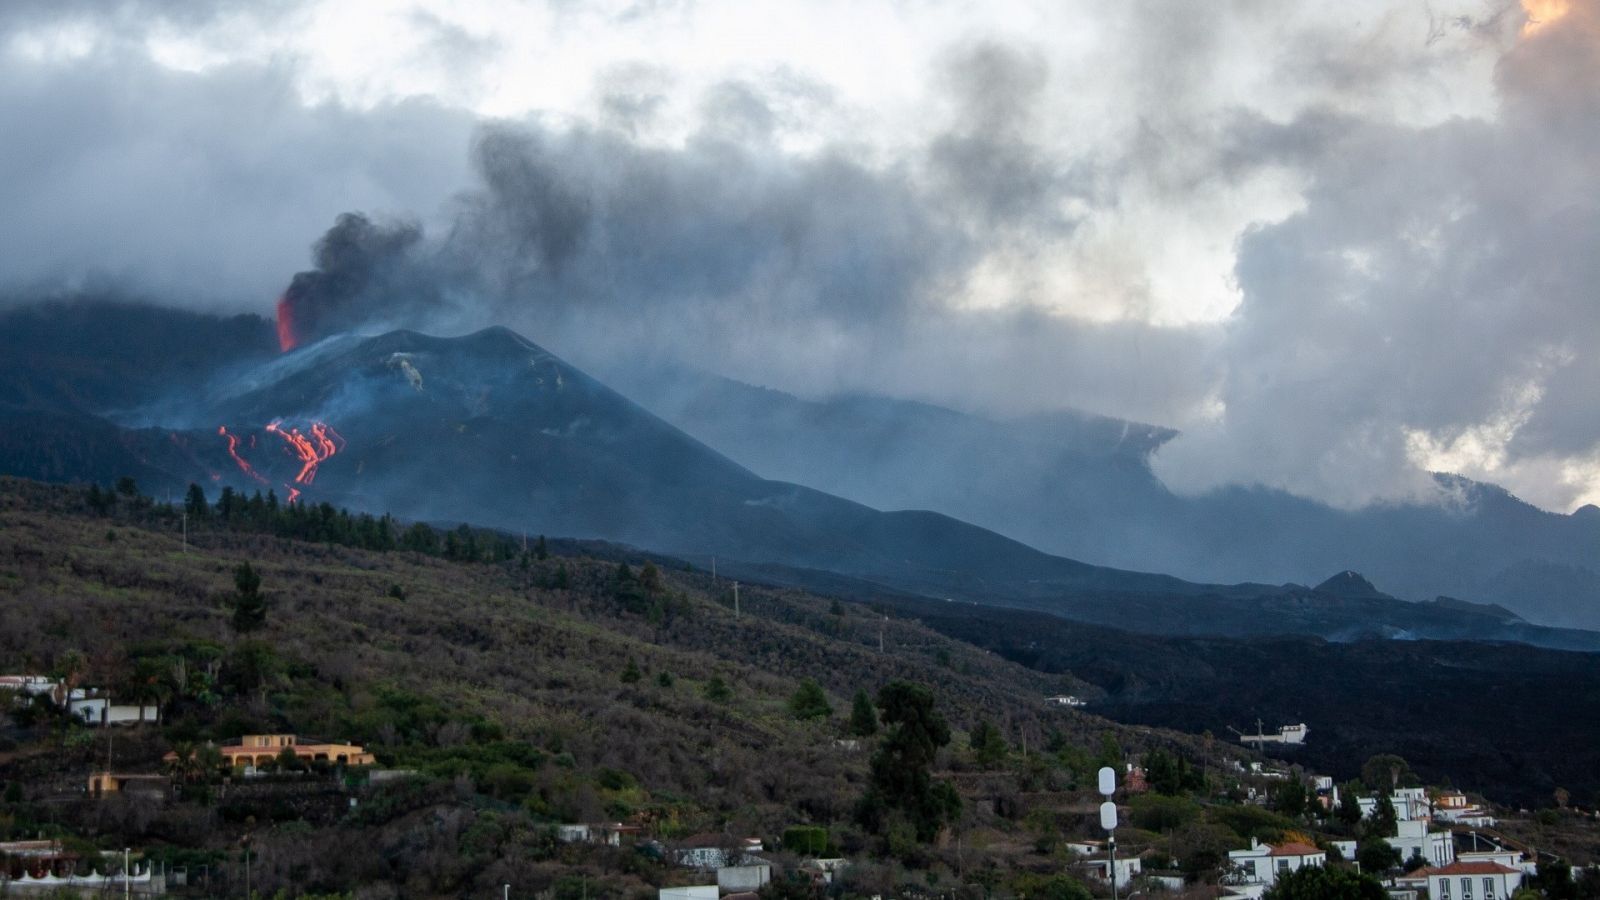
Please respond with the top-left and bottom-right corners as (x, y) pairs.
(1047, 695), (1087, 707)
(1064, 839), (1106, 857)
(798, 858), (849, 885)
(1226, 839), (1326, 887)
(1420, 860), (1524, 900)
(1384, 819), (1455, 868)
(1433, 793), (1497, 828)
(718, 861), (772, 893)
(659, 886), (718, 900)
(672, 835), (762, 870)
(1361, 787), (1431, 822)
(1079, 854), (1142, 889)
(68, 696), (159, 726)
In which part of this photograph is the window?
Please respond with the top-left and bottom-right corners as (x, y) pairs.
(1278, 860), (1290, 872)
(1463, 877), (1473, 899)
(1484, 878), (1495, 899)
(1441, 878), (1451, 898)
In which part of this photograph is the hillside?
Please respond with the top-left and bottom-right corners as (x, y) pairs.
(0, 476), (1219, 897)
(3, 478), (1598, 898)
(860, 594), (1600, 809)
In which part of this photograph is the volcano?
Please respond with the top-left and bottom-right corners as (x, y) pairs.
(3, 302), (1598, 650)
(193, 325), (1203, 598)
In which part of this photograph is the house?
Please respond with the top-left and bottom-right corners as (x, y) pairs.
(1125, 764), (1149, 793)
(68, 694), (160, 726)
(717, 860), (773, 892)
(1313, 775), (1341, 811)
(1361, 787), (1431, 822)
(0, 675), (65, 702)
(1432, 792), (1497, 828)
(163, 734), (375, 769)
(88, 771), (171, 799)
(1456, 850), (1533, 876)
(556, 823), (638, 846)
(1047, 695), (1087, 707)
(1226, 838), (1326, 888)
(1078, 853), (1142, 889)
(2, 677), (158, 726)
(672, 834), (762, 870)
(1064, 839), (1106, 856)
(798, 858), (849, 885)
(1383, 819), (1455, 868)
(659, 886), (718, 900)
(1329, 840), (1358, 862)
(0, 840), (161, 893)
(1415, 860), (1524, 900)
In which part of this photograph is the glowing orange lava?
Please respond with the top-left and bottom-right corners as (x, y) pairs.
(217, 419), (343, 503)
(276, 295), (299, 352)
(219, 425), (268, 485)
(266, 419), (344, 489)
(1522, 0), (1572, 35)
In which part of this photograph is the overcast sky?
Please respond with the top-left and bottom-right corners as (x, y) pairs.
(1, 0), (1595, 513)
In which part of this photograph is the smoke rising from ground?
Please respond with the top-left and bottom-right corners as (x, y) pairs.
(2, 0), (1598, 512)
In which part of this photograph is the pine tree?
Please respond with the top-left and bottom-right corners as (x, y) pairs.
(184, 483), (210, 519)
(621, 658), (642, 683)
(849, 689), (879, 737)
(231, 562), (268, 633)
(789, 679), (833, 720)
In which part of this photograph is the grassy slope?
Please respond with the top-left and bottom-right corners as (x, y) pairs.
(0, 477), (1228, 897)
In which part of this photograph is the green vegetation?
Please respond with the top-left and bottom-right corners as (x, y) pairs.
(3, 477), (1597, 897)
(1263, 864), (1387, 900)
(788, 678), (832, 720)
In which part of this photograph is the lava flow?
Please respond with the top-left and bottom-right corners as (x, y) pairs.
(275, 295), (299, 352)
(266, 420), (345, 503)
(217, 419), (343, 503)
(218, 425), (268, 485)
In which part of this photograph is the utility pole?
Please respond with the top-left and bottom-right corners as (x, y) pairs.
(733, 581), (740, 618)
(1099, 767), (1119, 900)
(123, 847), (130, 900)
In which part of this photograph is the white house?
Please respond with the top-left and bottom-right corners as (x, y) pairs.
(659, 886), (718, 900)
(1078, 854), (1142, 889)
(1064, 839), (1106, 856)
(1361, 787), (1431, 822)
(1047, 695), (1087, 708)
(718, 861), (772, 892)
(1226, 839), (1326, 887)
(1329, 840), (1357, 861)
(672, 835), (762, 870)
(798, 858), (849, 885)
(1385, 819), (1455, 868)
(68, 695), (159, 726)
(1433, 793), (1497, 828)
(1457, 851), (1534, 876)
(1420, 860), (1524, 900)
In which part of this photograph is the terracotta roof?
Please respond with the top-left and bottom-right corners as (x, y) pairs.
(1269, 842), (1325, 857)
(1427, 861), (1520, 876)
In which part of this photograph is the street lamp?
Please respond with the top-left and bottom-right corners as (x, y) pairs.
(1099, 767), (1120, 900)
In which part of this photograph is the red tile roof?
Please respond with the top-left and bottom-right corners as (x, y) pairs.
(1269, 842), (1325, 857)
(1427, 861), (1520, 876)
